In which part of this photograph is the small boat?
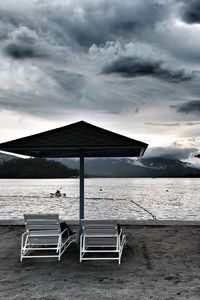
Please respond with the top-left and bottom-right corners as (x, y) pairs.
(50, 188), (66, 198)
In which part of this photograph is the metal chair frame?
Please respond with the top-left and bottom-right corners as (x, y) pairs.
(80, 220), (126, 265)
(20, 214), (77, 261)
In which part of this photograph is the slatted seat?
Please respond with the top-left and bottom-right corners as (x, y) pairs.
(80, 220), (126, 265)
(20, 214), (77, 261)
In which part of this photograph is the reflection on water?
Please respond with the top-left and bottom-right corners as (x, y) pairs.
(0, 178), (199, 220)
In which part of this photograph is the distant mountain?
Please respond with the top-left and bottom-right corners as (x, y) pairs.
(0, 153), (200, 178)
(138, 157), (200, 177)
(0, 158), (79, 178)
(54, 157), (200, 178)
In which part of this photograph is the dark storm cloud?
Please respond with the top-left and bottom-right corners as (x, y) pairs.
(171, 101), (200, 116)
(102, 57), (193, 83)
(51, 70), (85, 91)
(46, 0), (167, 48)
(0, 0), (200, 130)
(146, 122), (180, 127)
(181, 0), (200, 24)
(4, 43), (48, 59)
(0, 0), (169, 52)
(3, 26), (50, 59)
(146, 122), (200, 127)
(144, 146), (198, 160)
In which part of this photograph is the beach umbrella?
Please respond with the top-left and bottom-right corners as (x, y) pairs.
(0, 121), (148, 220)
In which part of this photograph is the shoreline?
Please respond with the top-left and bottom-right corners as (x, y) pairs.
(0, 219), (199, 226)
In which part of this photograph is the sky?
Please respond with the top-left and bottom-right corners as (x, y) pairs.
(0, 0), (200, 165)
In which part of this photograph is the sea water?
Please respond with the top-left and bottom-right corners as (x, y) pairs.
(0, 178), (199, 221)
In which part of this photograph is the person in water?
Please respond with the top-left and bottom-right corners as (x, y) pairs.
(55, 189), (62, 197)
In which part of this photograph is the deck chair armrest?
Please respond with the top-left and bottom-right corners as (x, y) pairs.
(21, 231), (28, 241)
(80, 233), (84, 243)
(21, 231), (28, 249)
(22, 230), (28, 237)
(60, 228), (69, 236)
(118, 229), (124, 245)
(119, 229), (123, 239)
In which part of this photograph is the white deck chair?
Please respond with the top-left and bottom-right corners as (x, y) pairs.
(20, 214), (77, 261)
(80, 220), (126, 265)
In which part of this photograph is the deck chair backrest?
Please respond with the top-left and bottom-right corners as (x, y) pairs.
(81, 219), (118, 236)
(24, 214), (61, 232)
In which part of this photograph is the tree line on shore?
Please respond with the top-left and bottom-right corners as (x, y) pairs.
(0, 158), (79, 178)
(0, 156), (199, 178)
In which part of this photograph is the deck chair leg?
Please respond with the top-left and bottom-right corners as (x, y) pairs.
(80, 234), (83, 262)
(20, 246), (23, 262)
(20, 232), (27, 262)
(118, 250), (121, 265)
(58, 249), (60, 261)
(58, 241), (60, 260)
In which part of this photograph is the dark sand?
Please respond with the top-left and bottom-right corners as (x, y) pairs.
(0, 225), (199, 300)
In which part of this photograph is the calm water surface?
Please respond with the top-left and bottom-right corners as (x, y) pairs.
(0, 178), (199, 220)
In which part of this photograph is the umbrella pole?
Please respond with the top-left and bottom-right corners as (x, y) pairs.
(80, 156), (84, 221)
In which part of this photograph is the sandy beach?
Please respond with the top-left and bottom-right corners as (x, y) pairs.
(0, 224), (199, 300)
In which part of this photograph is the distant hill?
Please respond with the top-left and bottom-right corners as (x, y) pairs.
(55, 157), (200, 178)
(0, 158), (79, 178)
(138, 157), (200, 178)
(0, 153), (200, 178)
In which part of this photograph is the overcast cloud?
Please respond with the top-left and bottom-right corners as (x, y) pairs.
(0, 0), (199, 161)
